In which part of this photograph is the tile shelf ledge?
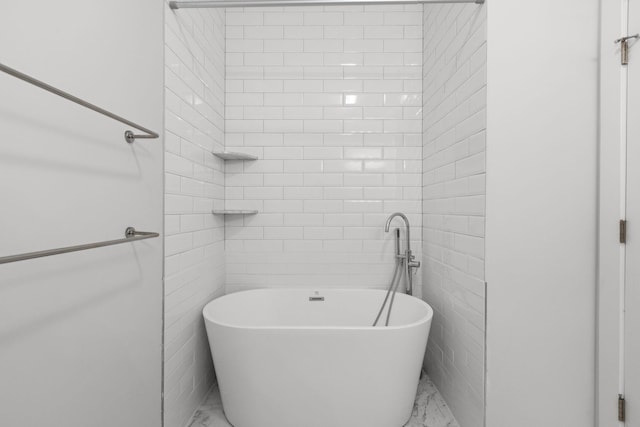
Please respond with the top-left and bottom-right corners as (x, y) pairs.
(212, 151), (258, 161)
(212, 210), (259, 215)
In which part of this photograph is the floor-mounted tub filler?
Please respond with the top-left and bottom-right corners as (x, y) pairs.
(203, 288), (433, 427)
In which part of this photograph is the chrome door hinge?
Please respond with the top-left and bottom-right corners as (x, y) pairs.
(620, 220), (627, 244)
(619, 394), (626, 422)
(615, 34), (639, 65)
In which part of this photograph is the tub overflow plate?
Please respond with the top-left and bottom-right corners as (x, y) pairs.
(309, 291), (324, 302)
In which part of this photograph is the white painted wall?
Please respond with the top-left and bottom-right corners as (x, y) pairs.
(421, 4), (486, 427)
(164, 2), (226, 427)
(224, 5), (423, 292)
(485, 1), (599, 426)
(0, 1), (163, 426)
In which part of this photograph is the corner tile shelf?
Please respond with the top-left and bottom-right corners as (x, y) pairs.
(212, 151), (258, 161)
(212, 151), (259, 215)
(212, 210), (259, 215)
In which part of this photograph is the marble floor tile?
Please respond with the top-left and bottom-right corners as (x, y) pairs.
(187, 373), (459, 427)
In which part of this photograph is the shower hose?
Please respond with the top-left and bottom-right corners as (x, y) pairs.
(372, 254), (406, 327)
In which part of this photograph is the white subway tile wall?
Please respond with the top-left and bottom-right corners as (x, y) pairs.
(164, 3), (225, 427)
(224, 5), (423, 292)
(421, 5), (486, 427)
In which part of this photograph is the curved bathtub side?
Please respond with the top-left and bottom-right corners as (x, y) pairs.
(205, 317), (432, 427)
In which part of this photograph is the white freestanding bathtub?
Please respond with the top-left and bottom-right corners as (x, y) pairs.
(203, 289), (433, 427)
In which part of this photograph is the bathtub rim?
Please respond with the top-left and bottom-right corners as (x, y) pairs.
(202, 288), (434, 331)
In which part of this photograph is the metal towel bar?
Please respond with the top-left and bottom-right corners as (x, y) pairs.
(0, 227), (159, 265)
(170, 0), (484, 8)
(0, 62), (159, 143)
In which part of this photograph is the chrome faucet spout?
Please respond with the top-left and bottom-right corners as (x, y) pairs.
(384, 212), (411, 246)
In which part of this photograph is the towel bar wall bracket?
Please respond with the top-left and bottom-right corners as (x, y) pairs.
(124, 131), (157, 144)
